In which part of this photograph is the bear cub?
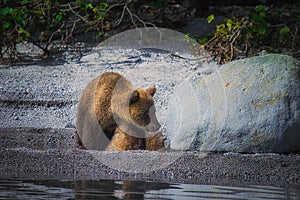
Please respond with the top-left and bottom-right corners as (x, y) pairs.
(76, 72), (164, 151)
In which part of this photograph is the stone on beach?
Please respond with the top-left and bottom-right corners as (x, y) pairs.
(166, 54), (300, 153)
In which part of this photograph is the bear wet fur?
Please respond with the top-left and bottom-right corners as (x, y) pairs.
(76, 72), (165, 151)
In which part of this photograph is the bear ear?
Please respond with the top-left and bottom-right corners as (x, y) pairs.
(147, 86), (156, 96)
(130, 90), (139, 104)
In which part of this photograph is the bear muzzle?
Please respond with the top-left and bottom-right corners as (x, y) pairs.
(146, 115), (161, 132)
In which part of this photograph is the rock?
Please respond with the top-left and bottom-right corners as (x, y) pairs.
(166, 54), (300, 153)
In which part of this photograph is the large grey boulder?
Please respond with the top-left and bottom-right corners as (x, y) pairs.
(166, 54), (300, 153)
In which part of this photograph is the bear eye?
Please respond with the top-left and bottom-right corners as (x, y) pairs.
(138, 109), (144, 114)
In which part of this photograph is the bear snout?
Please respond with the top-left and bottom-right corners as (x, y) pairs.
(146, 116), (161, 132)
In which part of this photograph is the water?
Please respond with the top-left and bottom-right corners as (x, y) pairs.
(0, 179), (299, 200)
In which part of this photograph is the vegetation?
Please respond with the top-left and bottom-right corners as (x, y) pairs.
(201, 5), (299, 64)
(0, 0), (112, 60)
(201, 17), (252, 64)
(0, 1), (299, 64)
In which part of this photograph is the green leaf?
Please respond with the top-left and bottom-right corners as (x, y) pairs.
(86, 3), (93, 9)
(18, 27), (24, 33)
(96, 29), (101, 36)
(8, 7), (14, 15)
(99, 2), (109, 14)
(256, 5), (265, 13)
(259, 11), (266, 18)
(15, 12), (27, 27)
(251, 25), (258, 33)
(31, 9), (43, 15)
(100, 2), (109, 9)
(24, 30), (30, 37)
(258, 26), (267, 35)
(18, 27), (30, 37)
(55, 12), (63, 21)
(216, 24), (225, 31)
(280, 27), (290, 36)
(16, 36), (24, 43)
(207, 14), (214, 23)
(183, 33), (191, 42)
(226, 19), (232, 30)
(92, 8), (98, 14)
(2, 21), (10, 30)
(0, 7), (14, 16)
(198, 34), (212, 45)
(104, 32), (110, 37)
(252, 13), (265, 24)
(21, 0), (31, 5)
(46, 0), (51, 8)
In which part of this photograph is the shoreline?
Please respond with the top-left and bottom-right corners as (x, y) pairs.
(1, 127), (299, 189)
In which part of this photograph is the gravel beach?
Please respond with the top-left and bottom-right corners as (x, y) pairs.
(0, 128), (299, 189)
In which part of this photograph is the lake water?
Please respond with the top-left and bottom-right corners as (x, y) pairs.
(0, 179), (299, 200)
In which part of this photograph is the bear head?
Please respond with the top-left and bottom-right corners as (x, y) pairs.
(129, 86), (161, 132)
(111, 84), (161, 137)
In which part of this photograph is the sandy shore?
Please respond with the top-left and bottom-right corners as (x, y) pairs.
(0, 127), (299, 189)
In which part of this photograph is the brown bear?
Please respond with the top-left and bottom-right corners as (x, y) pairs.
(76, 71), (164, 151)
